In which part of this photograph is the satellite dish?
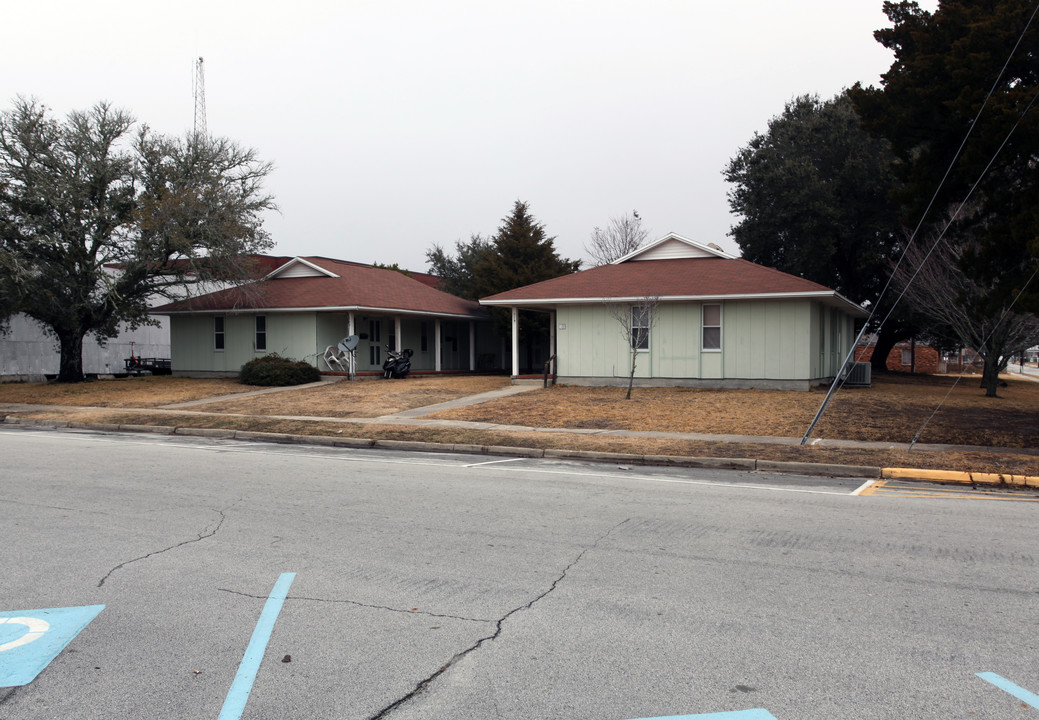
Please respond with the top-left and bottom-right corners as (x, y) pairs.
(338, 335), (359, 353)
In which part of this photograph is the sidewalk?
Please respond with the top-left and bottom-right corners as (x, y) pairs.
(4, 380), (1037, 463)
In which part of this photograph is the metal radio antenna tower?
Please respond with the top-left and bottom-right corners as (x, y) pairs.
(192, 56), (207, 140)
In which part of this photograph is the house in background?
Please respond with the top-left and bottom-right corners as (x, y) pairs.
(151, 256), (499, 376)
(0, 256), (290, 381)
(480, 233), (867, 390)
(855, 339), (943, 374)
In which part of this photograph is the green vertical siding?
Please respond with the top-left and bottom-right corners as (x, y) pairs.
(170, 313), (318, 373)
(558, 299), (826, 380)
(557, 305), (629, 378)
(654, 304), (701, 378)
(267, 313), (318, 364)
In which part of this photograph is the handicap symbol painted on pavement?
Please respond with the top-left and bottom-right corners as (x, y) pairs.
(625, 711), (778, 720)
(0, 616), (50, 651)
(0, 605), (105, 687)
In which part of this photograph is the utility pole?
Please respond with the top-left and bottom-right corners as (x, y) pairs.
(192, 56), (207, 140)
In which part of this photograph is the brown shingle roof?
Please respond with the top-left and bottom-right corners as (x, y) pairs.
(481, 257), (862, 313)
(152, 257), (484, 318)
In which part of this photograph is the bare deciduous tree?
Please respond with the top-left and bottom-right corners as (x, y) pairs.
(605, 296), (661, 399)
(586, 211), (649, 266)
(894, 237), (1039, 397)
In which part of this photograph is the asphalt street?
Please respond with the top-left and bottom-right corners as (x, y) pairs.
(0, 427), (1036, 719)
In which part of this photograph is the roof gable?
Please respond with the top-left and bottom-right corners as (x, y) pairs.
(480, 255), (866, 317)
(614, 233), (736, 263)
(266, 257), (340, 279)
(151, 256), (484, 319)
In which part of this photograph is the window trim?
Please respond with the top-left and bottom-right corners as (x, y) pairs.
(630, 305), (650, 351)
(255, 315), (267, 352)
(701, 303), (722, 352)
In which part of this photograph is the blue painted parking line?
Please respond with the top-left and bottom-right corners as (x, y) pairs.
(218, 572), (296, 720)
(977, 672), (1039, 709)
(0, 605), (105, 687)
(625, 710), (777, 719)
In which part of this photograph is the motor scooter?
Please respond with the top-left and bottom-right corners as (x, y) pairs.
(382, 347), (413, 378)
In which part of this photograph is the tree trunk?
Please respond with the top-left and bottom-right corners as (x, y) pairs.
(980, 354), (1001, 397)
(56, 329), (86, 383)
(626, 349), (637, 400)
(869, 325), (902, 374)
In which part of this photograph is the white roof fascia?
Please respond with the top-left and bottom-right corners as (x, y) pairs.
(481, 291), (866, 316)
(264, 257), (340, 280)
(153, 305), (485, 320)
(611, 232), (738, 264)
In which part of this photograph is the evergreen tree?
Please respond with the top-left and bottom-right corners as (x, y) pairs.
(425, 234), (492, 300)
(474, 201), (580, 367)
(850, 0), (1039, 395)
(724, 92), (911, 371)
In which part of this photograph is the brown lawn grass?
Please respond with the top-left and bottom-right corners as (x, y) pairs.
(196, 375), (511, 417)
(6, 407), (1036, 475)
(2, 372), (1037, 475)
(428, 373), (1039, 448)
(0, 376), (247, 408)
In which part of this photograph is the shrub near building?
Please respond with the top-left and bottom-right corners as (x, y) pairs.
(239, 355), (320, 387)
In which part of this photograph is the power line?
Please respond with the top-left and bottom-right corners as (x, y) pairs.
(799, 1), (1039, 446)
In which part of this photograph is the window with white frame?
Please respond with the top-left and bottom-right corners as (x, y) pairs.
(214, 316), (225, 351)
(255, 315), (267, 351)
(631, 306), (651, 350)
(702, 304), (722, 351)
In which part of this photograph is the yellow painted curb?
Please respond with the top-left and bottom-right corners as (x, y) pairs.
(883, 467), (1039, 487)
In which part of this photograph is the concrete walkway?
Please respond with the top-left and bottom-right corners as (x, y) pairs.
(158, 377), (346, 409)
(3, 377), (1036, 458)
(373, 383), (540, 420)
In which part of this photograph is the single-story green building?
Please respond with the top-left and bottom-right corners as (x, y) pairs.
(151, 256), (498, 376)
(480, 234), (867, 390)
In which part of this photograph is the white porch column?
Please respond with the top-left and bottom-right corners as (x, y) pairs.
(550, 310), (556, 375)
(469, 321), (476, 372)
(394, 316), (402, 352)
(511, 306), (519, 378)
(348, 312), (356, 378)
(434, 318), (442, 372)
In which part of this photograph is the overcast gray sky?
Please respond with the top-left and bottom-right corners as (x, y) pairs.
(8, 0), (937, 271)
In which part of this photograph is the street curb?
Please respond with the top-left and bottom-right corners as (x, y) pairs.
(757, 459), (880, 478)
(2, 416), (880, 480)
(883, 466), (1039, 487)
(4, 416), (1035, 487)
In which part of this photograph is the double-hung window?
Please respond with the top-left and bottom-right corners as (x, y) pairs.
(214, 316), (225, 351)
(255, 315), (267, 352)
(631, 306), (650, 350)
(702, 304), (721, 351)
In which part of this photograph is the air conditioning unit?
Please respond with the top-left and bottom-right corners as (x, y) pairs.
(843, 361), (872, 388)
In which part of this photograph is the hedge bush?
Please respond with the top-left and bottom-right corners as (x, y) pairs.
(239, 354), (321, 387)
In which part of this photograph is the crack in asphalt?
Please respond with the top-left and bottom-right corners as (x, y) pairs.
(97, 507), (230, 588)
(216, 588), (493, 623)
(0, 687), (18, 709)
(366, 517), (631, 720)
